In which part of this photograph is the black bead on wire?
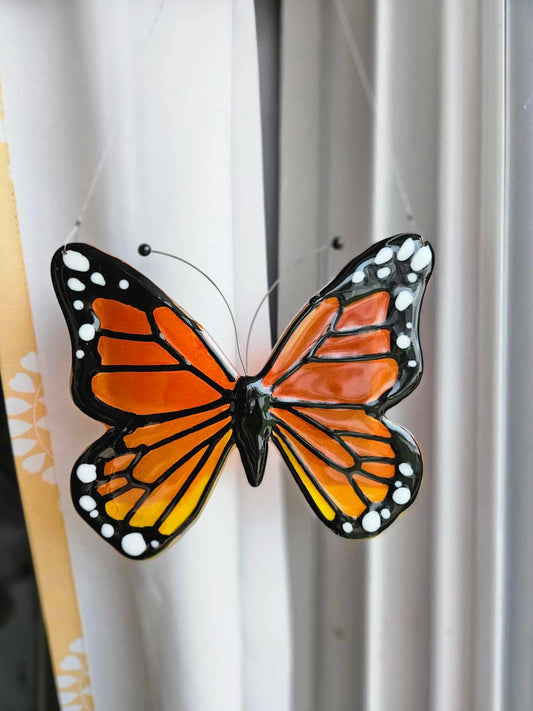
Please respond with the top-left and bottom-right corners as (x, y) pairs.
(138, 243), (152, 256)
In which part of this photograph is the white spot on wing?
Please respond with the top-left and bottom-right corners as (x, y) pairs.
(362, 511), (381, 532)
(150, 540), (160, 549)
(377, 267), (391, 279)
(342, 522), (353, 533)
(407, 273), (417, 283)
(79, 495), (96, 512)
(352, 271), (365, 284)
(89, 509), (98, 518)
(375, 247), (393, 265)
(121, 532), (147, 557)
(397, 237), (415, 261)
(408, 360), (417, 367)
(73, 300), (84, 310)
(101, 523), (114, 538)
(381, 508), (391, 519)
(395, 290), (413, 311)
(396, 334), (411, 349)
(63, 250), (90, 272)
(67, 277), (85, 292)
(76, 350), (85, 359)
(399, 462), (414, 476)
(76, 463), (97, 483)
(119, 279), (129, 290)
(410, 245), (432, 272)
(78, 324), (95, 341)
(91, 272), (106, 286)
(393, 487), (411, 505)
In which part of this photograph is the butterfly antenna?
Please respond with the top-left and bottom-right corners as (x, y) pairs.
(244, 238), (344, 371)
(139, 244), (247, 374)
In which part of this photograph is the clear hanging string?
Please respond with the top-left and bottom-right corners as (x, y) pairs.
(244, 243), (332, 371)
(333, 0), (417, 230)
(62, 0), (167, 253)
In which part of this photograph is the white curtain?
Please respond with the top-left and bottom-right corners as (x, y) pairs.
(280, 1), (509, 710)
(3, 0), (529, 710)
(0, 1), (290, 710)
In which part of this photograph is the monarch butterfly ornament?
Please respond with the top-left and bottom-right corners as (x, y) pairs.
(51, 234), (433, 559)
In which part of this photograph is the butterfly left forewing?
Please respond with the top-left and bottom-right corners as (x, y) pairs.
(261, 234), (433, 537)
(51, 243), (237, 424)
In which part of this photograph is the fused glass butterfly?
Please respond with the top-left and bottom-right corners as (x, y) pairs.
(51, 234), (433, 559)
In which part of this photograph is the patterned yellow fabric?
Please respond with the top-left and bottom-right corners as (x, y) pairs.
(0, 82), (94, 710)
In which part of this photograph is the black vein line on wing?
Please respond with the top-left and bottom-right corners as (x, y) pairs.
(348, 474), (372, 509)
(150, 307), (237, 384)
(147, 310), (237, 389)
(272, 404), (392, 443)
(122, 409), (231, 452)
(272, 429), (340, 515)
(307, 353), (394, 365)
(97, 326), (229, 394)
(153, 428), (233, 531)
(95, 423), (232, 517)
(273, 421), (356, 473)
(124, 423), (233, 526)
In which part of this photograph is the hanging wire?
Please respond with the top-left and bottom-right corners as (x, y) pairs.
(143, 247), (247, 375)
(62, 0), (167, 253)
(333, 0), (417, 230)
(245, 242), (332, 371)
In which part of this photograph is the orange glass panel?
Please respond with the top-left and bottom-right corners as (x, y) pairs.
(92, 370), (221, 415)
(132, 417), (230, 483)
(129, 447), (207, 528)
(98, 337), (178, 366)
(272, 432), (335, 521)
(93, 298), (152, 335)
(278, 427), (366, 518)
(270, 408), (354, 468)
(105, 487), (145, 520)
(97, 476), (128, 495)
(294, 407), (390, 437)
(361, 462), (395, 478)
(353, 474), (388, 503)
(343, 436), (395, 459)
(273, 359), (398, 404)
(125, 405), (229, 448)
(103, 453), (135, 476)
(316, 329), (390, 359)
(153, 307), (235, 388)
(262, 298), (339, 387)
(335, 292), (389, 331)
(159, 430), (233, 535)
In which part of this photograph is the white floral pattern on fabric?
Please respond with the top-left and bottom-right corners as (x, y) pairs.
(5, 351), (56, 483)
(56, 637), (94, 711)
